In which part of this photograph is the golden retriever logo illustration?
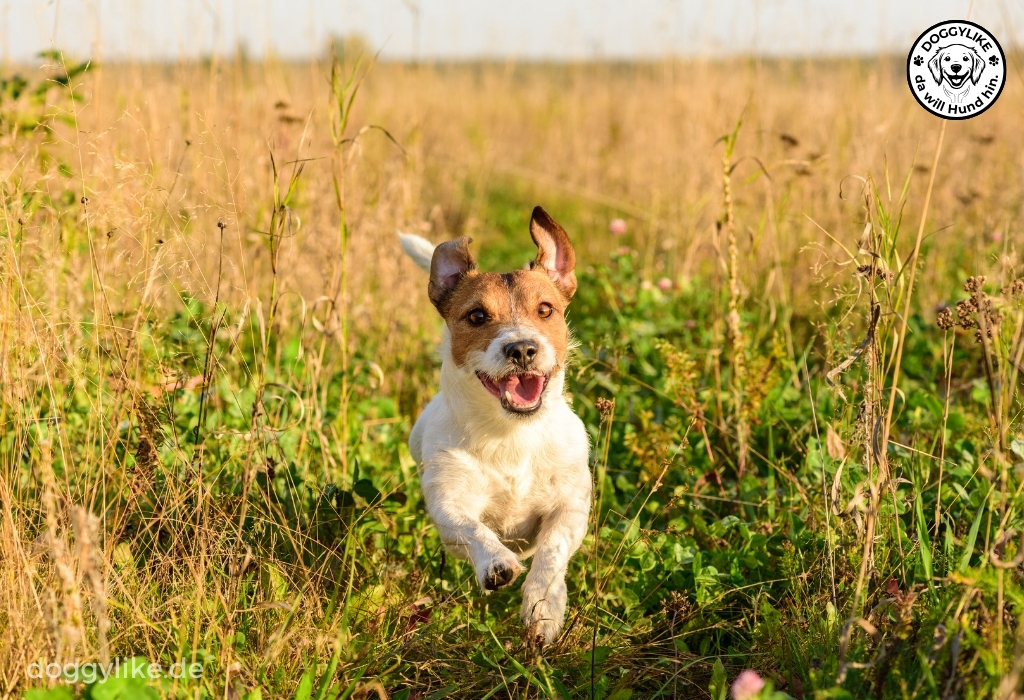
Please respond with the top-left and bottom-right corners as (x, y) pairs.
(907, 20), (1005, 120)
(927, 44), (984, 102)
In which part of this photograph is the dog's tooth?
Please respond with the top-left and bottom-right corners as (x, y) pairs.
(505, 390), (513, 403)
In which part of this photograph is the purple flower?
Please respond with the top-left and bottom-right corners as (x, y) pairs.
(731, 670), (765, 700)
(609, 218), (627, 236)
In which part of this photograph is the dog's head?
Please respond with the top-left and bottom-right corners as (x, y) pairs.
(428, 206), (576, 416)
(928, 43), (984, 90)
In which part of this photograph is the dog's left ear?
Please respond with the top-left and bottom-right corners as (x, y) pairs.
(970, 49), (985, 84)
(429, 237), (476, 315)
(928, 50), (943, 84)
(529, 206), (577, 299)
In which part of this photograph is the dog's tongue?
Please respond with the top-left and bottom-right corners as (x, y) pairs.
(498, 373), (545, 406)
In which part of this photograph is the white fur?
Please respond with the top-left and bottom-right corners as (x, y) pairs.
(398, 231), (436, 272)
(409, 327), (592, 646)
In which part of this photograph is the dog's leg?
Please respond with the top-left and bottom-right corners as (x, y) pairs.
(520, 499), (589, 647)
(421, 452), (523, 591)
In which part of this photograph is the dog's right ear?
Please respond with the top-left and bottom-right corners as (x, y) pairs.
(428, 237), (476, 314)
(529, 206), (577, 299)
(970, 48), (985, 84)
(928, 50), (943, 84)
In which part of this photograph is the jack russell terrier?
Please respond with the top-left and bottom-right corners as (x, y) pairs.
(398, 206), (592, 647)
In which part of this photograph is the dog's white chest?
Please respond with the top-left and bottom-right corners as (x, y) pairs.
(478, 452), (542, 514)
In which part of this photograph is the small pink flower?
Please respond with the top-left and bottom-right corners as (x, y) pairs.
(614, 246), (632, 257)
(609, 218), (627, 236)
(991, 230), (1003, 244)
(731, 670), (765, 700)
(657, 277), (672, 291)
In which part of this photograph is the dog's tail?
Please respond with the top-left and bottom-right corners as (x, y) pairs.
(397, 231), (435, 272)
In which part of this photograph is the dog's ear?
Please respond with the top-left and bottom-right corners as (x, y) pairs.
(970, 48), (985, 84)
(428, 237), (476, 314)
(928, 50), (943, 84)
(529, 206), (577, 299)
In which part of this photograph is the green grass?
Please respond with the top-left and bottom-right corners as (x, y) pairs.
(4, 54), (1024, 700)
(9, 221), (1024, 698)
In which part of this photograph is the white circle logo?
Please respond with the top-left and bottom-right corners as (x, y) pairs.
(907, 20), (1005, 120)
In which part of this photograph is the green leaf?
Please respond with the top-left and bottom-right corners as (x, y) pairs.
(353, 478), (382, 505)
(470, 651), (498, 669)
(914, 486), (933, 585)
(590, 645), (612, 666)
(294, 669), (314, 700)
(90, 676), (160, 700)
(550, 677), (573, 700)
(959, 485), (994, 573)
(77, 658), (159, 700)
(709, 658), (728, 700)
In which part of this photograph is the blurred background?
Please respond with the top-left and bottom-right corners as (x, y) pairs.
(7, 0), (1024, 63)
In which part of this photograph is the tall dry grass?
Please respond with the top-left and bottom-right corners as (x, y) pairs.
(7, 58), (1019, 328)
(2, 52), (1023, 696)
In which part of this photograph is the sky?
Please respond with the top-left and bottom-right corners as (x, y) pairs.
(3, 0), (1023, 63)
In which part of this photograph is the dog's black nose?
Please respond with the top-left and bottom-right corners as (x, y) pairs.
(504, 340), (538, 368)
(951, 63), (962, 73)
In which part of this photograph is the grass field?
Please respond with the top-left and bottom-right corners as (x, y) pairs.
(3, 49), (1024, 699)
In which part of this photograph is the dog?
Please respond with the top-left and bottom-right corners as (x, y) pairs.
(928, 43), (985, 103)
(398, 206), (592, 647)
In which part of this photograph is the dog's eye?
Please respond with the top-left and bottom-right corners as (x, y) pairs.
(538, 303), (554, 319)
(467, 309), (487, 326)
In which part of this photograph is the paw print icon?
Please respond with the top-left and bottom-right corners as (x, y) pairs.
(913, 55), (924, 66)
(989, 55), (1000, 66)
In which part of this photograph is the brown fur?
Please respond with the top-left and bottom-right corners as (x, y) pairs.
(442, 269), (570, 367)
(426, 207), (577, 372)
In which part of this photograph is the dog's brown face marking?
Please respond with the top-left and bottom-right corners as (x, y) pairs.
(442, 269), (570, 367)
(426, 207), (577, 413)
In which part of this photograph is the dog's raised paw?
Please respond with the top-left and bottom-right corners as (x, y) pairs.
(483, 560), (521, 590)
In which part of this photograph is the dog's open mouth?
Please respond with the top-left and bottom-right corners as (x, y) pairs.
(477, 371), (548, 413)
(947, 73), (969, 88)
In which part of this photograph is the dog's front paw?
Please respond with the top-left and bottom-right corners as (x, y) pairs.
(520, 579), (567, 648)
(478, 552), (523, 591)
(523, 612), (561, 650)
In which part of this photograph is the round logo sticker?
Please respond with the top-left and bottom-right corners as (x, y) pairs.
(907, 20), (1005, 120)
